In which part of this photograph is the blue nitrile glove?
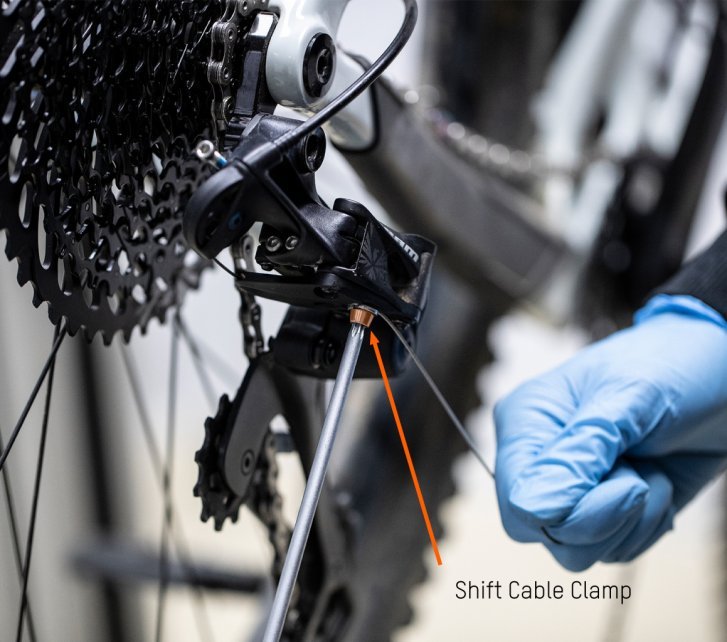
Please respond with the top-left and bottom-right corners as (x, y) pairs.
(494, 294), (727, 571)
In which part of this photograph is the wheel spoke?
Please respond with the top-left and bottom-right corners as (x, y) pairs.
(175, 315), (217, 409)
(118, 346), (162, 473)
(118, 344), (215, 642)
(154, 324), (179, 642)
(16, 325), (60, 641)
(175, 314), (239, 387)
(0, 427), (37, 642)
(0, 325), (67, 474)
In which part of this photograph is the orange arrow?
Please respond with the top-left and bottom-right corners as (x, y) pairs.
(370, 331), (443, 566)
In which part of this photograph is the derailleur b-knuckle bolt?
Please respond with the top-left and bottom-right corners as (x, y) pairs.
(301, 131), (326, 173)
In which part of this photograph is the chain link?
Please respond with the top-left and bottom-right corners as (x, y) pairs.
(208, 0), (269, 127)
(403, 87), (604, 181)
(249, 432), (293, 581)
(232, 234), (265, 359)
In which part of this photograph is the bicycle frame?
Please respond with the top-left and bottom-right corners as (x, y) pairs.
(266, 0), (376, 150)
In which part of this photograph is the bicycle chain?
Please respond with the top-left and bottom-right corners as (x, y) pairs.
(207, 0), (269, 129)
(203, 1), (306, 621)
(249, 431), (292, 582)
(405, 87), (605, 180)
(232, 234), (265, 359)
(207, 5), (267, 361)
(244, 430), (306, 635)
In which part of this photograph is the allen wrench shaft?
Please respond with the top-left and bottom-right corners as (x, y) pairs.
(262, 307), (375, 642)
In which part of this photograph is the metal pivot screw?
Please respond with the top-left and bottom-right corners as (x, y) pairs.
(265, 236), (282, 252)
(301, 130), (326, 173)
(241, 449), (255, 475)
(195, 140), (216, 161)
(284, 236), (298, 250)
(312, 339), (337, 369)
(222, 96), (234, 118)
(303, 33), (335, 98)
(195, 140), (227, 169)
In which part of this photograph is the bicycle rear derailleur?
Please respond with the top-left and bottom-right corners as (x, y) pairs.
(185, 107), (436, 367)
(185, 104), (436, 638)
(184, 3), (434, 635)
(186, 109), (436, 519)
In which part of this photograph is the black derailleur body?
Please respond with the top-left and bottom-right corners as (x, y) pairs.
(272, 306), (414, 379)
(184, 113), (436, 378)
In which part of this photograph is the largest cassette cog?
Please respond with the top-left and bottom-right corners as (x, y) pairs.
(0, 0), (229, 342)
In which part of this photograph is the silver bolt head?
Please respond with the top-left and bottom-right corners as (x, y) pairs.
(265, 236), (282, 252)
(284, 236), (299, 250)
(195, 140), (215, 161)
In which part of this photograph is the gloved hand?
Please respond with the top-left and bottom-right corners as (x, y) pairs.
(494, 294), (727, 571)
